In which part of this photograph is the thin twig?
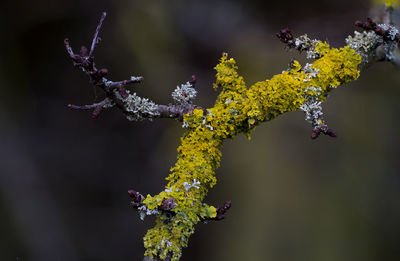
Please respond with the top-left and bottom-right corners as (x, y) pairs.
(65, 13), (201, 120)
(89, 12), (107, 57)
(67, 98), (111, 110)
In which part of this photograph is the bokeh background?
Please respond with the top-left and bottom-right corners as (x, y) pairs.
(1, 0), (400, 260)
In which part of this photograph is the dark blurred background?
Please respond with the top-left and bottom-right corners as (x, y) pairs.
(1, 0), (400, 260)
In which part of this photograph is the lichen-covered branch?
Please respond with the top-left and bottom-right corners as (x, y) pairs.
(138, 19), (398, 260)
(277, 15), (400, 138)
(66, 3), (400, 261)
(139, 42), (362, 260)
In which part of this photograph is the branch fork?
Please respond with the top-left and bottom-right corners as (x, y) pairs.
(65, 12), (200, 121)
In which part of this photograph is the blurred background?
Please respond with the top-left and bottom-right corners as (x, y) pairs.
(1, 0), (400, 260)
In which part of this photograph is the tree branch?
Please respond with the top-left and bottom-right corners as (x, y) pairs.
(65, 6), (400, 261)
(65, 12), (202, 121)
(277, 16), (400, 138)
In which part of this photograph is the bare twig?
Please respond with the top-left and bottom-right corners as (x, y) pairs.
(65, 12), (201, 120)
(89, 12), (106, 57)
(68, 98), (111, 110)
(68, 98), (113, 119)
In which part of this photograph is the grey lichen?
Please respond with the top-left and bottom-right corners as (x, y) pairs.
(183, 179), (200, 191)
(378, 24), (399, 40)
(300, 86), (325, 128)
(114, 90), (160, 121)
(172, 82), (197, 105)
(346, 31), (382, 62)
(378, 24), (399, 61)
(346, 24), (399, 62)
(138, 205), (160, 221)
(302, 63), (320, 82)
(293, 34), (322, 59)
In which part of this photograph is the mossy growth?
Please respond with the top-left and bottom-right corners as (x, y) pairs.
(141, 42), (361, 260)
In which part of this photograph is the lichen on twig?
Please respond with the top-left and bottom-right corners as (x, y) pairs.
(65, 12), (201, 121)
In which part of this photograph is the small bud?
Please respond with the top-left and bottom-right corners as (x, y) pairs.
(311, 129), (321, 139)
(128, 189), (137, 198)
(214, 200), (232, 220)
(375, 27), (384, 36)
(326, 128), (337, 137)
(221, 200), (232, 211)
(355, 20), (363, 27)
(160, 198), (177, 211)
(91, 106), (103, 119)
(98, 68), (108, 77)
(128, 189), (144, 204)
(189, 75), (197, 85)
(276, 28), (293, 44)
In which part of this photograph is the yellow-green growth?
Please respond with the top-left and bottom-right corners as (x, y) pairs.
(142, 43), (361, 260)
(373, 0), (400, 7)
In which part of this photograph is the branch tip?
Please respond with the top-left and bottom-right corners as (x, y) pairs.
(276, 28), (293, 44)
(91, 106), (103, 119)
(311, 126), (337, 140)
(201, 200), (232, 222)
(189, 75), (197, 85)
(128, 189), (145, 208)
(354, 17), (400, 42)
(98, 68), (108, 77)
(89, 12), (107, 57)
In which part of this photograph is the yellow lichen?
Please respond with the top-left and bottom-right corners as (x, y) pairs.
(141, 43), (362, 260)
(373, 0), (400, 7)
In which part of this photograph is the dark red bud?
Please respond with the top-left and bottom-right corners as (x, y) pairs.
(276, 28), (293, 44)
(355, 20), (363, 27)
(98, 68), (108, 77)
(326, 129), (337, 137)
(128, 189), (136, 198)
(214, 200), (232, 220)
(189, 75), (197, 85)
(91, 106), (102, 119)
(311, 129), (321, 139)
(222, 200), (232, 211)
(128, 189), (144, 204)
(375, 27), (384, 36)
